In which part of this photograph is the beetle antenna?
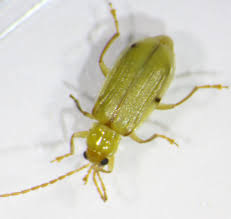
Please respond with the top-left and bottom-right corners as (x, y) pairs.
(0, 163), (90, 198)
(93, 170), (108, 202)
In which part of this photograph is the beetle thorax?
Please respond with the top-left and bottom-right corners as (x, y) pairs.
(85, 123), (121, 165)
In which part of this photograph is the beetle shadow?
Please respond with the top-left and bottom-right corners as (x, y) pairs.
(57, 13), (167, 195)
(58, 11), (225, 199)
(60, 13), (167, 139)
(167, 30), (224, 98)
(146, 31), (228, 146)
(63, 15), (221, 133)
(68, 13), (166, 103)
(33, 13), (167, 162)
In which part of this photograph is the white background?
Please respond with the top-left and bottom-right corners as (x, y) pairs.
(0, 0), (230, 218)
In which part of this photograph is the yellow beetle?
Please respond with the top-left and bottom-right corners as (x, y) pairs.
(0, 3), (227, 201)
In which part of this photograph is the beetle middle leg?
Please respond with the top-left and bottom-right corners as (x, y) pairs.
(51, 131), (89, 163)
(130, 132), (178, 147)
(70, 94), (95, 119)
(157, 84), (228, 110)
(99, 2), (120, 77)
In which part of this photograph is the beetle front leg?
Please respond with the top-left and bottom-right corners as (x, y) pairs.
(157, 84), (228, 110)
(130, 132), (178, 147)
(70, 94), (95, 119)
(51, 131), (89, 163)
(99, 2), (120, 77)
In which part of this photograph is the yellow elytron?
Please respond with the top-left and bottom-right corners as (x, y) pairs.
(0, 3), (227, 201)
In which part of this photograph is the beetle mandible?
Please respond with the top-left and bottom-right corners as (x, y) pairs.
(0, 3), (228, 201)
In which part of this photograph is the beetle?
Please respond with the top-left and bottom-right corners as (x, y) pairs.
(0, 3), (228, 201)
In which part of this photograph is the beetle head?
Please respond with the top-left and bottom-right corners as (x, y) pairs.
(83, 123), (120, 168)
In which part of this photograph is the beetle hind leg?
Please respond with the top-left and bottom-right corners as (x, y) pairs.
(157, 84), (228, 110)
(99, 2), (120, 77)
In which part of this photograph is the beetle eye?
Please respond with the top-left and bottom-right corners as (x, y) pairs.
(83, 151), (88, 159)
(100, 158), (109, 165)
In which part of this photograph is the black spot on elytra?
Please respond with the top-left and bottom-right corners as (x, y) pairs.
(131, 43), (137, 48)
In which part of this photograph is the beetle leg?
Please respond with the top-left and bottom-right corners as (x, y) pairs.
(70, 94), (95, 119)
(51, 131), (89, 163)
(130, 132), (179, 147)
(99, 2), (120, 77)
(157, 84), (228, 110)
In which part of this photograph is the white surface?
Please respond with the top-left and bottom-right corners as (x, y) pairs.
(0, 0), (230, 218)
